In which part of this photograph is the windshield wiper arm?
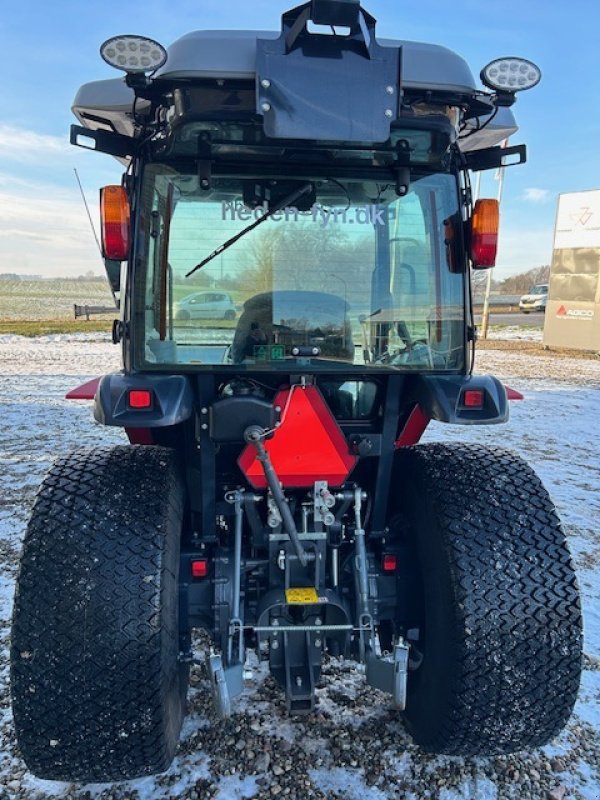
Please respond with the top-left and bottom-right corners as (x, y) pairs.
(185, 183), (313, 279)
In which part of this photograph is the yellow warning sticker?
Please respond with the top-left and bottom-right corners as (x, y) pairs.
(285, 587), (319, 605)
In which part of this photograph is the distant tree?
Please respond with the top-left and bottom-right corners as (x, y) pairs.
(244, 227), (281, 293)
(471, 270), (499, 295)
(498, 265), (550, 294)
(186, 270), (212, 288)
(237, 225), (351, 294)
(76, 270), (103, 281)
(219, 273), (239, 290)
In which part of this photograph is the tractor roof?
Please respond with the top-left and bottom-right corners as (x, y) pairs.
(73, 29), (517, 152)
(153, 30), (475, 91)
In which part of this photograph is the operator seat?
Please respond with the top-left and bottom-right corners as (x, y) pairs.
(231, 291), (354, 363)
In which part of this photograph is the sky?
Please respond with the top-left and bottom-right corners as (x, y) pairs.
(1, 0), (599, 280)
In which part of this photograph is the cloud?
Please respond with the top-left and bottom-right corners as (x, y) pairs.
(0, 124), (120, 183)
(0, 178), (103, 276)
(0, 125), (121, 276)
(0, 125), (71, 163)
(523, 188), (552, 204)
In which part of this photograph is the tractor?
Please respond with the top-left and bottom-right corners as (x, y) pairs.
(11, 0), (582, 783)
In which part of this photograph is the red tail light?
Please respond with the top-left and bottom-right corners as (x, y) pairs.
(382, 554), (398, 572)
(471, 199), (499, 268)
(128, 389), (153, 409)
(462, 389), (484, 408)
(100, 185), (130, 261)
(191, 559), (208, 578)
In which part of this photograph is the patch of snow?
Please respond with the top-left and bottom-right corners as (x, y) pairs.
(439, 777), (497, 800)
(215, 774), (259, 799)
(560, 760), (600, 800)
(308, 767), (388, 800)
(0, 579), (15, 626)
(487, 326), (543, 342)
(574, 669), (600, 730)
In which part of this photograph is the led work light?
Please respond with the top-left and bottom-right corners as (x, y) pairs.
(480, 58), (541, 93)
(100, 35), (167, 74)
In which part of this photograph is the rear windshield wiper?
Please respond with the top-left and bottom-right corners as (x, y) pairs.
(185, 183), (313, 279)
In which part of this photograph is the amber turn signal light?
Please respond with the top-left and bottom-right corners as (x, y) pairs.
(100, 185), (130, 261)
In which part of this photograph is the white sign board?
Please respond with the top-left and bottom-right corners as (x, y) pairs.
(544, 190), (600, 352)
(553, 190), (600, 249)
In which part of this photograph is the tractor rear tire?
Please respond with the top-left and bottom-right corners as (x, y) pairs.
(11, 445), (188, 782)
(392, 443), (582, 756)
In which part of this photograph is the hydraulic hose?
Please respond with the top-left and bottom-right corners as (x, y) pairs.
(244, 426), (308, 567)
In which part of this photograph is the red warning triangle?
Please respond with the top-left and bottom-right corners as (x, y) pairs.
(238, 386), (357, 489)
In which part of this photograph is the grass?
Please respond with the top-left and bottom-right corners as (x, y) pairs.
(174, 318), (238, 330)
(0, 319), (113, 337)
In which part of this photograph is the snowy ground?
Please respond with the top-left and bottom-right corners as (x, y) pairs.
(0, 334), (598, 800)
(486, 326), (544, 343)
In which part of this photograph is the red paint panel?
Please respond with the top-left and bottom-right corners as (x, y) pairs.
(505, 385), (524, 401)
(239, 386), (357, 489)
(126, 428), (154, 445)
(395, 405), (430, 448)
(65, 377), (101, 400)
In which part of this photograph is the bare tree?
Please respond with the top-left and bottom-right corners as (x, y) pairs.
(470, 269), (497, 295)
(498, 265), (550, 294)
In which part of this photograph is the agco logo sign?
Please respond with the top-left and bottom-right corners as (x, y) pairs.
(569, 207), (595, 227)
(556, 305), (594, 321)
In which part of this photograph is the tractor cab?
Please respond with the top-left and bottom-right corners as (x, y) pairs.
(72, 1), (535, 381)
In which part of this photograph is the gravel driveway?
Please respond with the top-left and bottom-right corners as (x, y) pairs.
(0, 335), (598, 800)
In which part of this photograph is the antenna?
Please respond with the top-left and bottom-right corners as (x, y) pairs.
(73, 168), (103, 259)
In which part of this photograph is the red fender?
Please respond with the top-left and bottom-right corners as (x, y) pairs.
(395, 405), (430, 448)
(505, 385), (524, 400)
(65, 377), (101, 400)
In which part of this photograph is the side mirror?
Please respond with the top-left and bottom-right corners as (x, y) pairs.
(470, 199), (499, 269)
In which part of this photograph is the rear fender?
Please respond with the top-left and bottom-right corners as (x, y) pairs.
(407, 374), (511, 426)
(93, 373), (194, 429)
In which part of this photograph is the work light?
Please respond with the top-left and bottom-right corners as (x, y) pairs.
(480, 57), (541, 93)
(100, 35), (167, 74)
